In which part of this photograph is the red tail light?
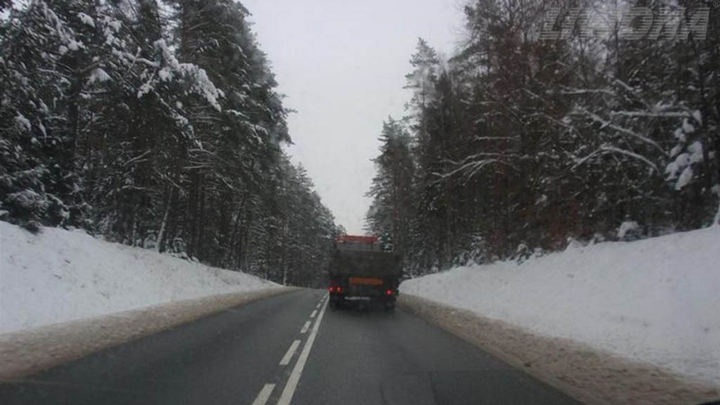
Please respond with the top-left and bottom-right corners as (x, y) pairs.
(385, 289), (394, 296)
(329, 286), (344, 293)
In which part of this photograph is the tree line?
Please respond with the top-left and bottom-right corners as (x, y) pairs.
(366, 0), (719, 275)
(0, 0), (337, 286)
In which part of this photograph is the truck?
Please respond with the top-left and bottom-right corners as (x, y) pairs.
(328, 235), (402, 311)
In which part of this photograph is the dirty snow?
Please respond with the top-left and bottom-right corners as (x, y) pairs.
(0, 221), (278, 334)
(401, 295), (719, 405)
(401, 226), (720, 385)
(0, 289), (292, 380)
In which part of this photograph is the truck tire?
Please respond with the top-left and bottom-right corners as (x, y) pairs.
(384, 302), (395, 312)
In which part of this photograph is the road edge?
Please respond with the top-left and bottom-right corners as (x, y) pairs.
(0, 287), (299, 380)
(398, 294), (719, 405)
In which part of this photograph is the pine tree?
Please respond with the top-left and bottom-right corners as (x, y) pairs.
(366, 0), (719, 272)
(365, 118), (415, 264)
(1, 0), (338, 286)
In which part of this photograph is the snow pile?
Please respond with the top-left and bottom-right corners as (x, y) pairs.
(0, 222), (278, 334)
(401, 227), (720, 385)
(616, 220), (639, 239)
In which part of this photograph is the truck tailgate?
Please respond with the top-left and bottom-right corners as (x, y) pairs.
(349, 277), (383, 286)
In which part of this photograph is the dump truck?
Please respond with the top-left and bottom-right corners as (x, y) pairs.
(328, 235), (402, 311)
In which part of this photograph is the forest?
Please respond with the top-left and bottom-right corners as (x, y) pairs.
(2, 0), (718, 282)
(0, 0), (338, 286)
(365, 0), (719, 274)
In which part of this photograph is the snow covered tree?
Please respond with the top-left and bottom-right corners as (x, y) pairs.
(365, 117), (415, 263)
(367, 0), (719, 272)
(0, 0), (337, 286)
(0, 0), (98, 228)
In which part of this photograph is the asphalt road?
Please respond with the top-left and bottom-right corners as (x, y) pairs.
(0, 289), (581, 405)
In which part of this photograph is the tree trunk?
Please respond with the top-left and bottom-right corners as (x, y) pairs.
(156, 188), (173, 253)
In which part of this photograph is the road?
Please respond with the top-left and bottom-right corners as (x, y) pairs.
(0, 290), (580, 405)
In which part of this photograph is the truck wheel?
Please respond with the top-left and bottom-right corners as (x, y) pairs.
(384, 302), (395, 312)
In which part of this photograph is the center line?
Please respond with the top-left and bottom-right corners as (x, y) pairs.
(277, 299), (328, 405)
(250, 383), (275, 405)
(310, 309), (318, 318)
(279, 340), (301, 366)
(300, 320), (311, 334)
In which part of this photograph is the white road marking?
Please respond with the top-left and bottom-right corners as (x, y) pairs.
(277, 299), (328, 405)
(279, 340), (301, 366)
(250, 383), (275, 405)
(310, 309), (317, 318)
(300, 321), (311, 334)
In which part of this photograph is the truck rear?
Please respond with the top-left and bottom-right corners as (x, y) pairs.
(328, 235), (402, 311)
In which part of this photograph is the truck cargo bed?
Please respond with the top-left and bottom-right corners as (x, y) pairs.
(329, 250), (402, 278)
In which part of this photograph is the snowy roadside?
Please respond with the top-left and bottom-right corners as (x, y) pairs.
(0, 288), (295, 379)
(0, 221), (281, 334)
(401, 226), (720, 386)
(399, 294), (719, 405)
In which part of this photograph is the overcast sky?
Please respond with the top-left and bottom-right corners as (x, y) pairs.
(242, 0), (463, 234)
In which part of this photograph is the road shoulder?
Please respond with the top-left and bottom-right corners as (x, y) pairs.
(0, 287), (297, 380)
(399, 294), (719, 405)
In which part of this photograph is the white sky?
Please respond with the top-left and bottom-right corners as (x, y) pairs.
(243, 0), (463, 234)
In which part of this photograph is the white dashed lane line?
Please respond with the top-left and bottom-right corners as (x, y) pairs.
(250, 383), (275, 405)
(249, 294), (328, 405)
(277, 298), (329, 405)
(279, 340), (301, 366)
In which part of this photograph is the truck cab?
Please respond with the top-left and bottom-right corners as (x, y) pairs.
(328, 235), (402, 311)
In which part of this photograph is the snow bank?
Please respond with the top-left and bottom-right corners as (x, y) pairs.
(401, 227), (720, 385)
(0, 222), (278, 334)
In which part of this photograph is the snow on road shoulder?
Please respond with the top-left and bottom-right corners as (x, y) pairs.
(401, 227), (720, 385)
(0, 222), (278, 334)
